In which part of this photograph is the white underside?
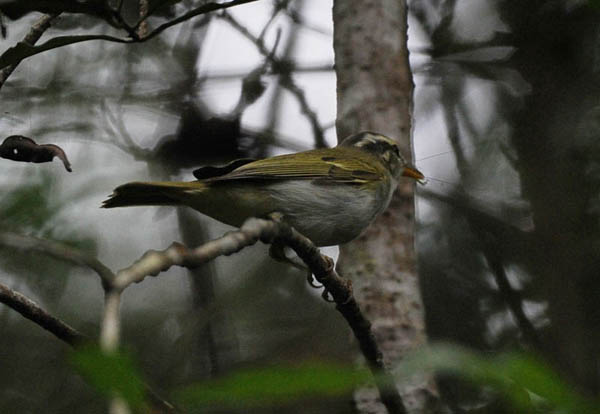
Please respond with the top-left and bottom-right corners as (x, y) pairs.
(267, 180), (395, 246)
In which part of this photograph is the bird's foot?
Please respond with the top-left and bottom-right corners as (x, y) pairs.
(268, 242), (324, 289)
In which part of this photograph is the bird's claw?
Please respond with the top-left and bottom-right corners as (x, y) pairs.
(306, 271), (323, 288)
(321, 289), (334, 303)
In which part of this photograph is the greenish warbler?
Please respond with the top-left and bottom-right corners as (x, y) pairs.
(102, 132), (424, 246)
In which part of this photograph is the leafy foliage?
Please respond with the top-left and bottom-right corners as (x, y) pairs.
(401, 344), (600, 413)
(70, 345), (147, 411)
(176, 361), (369, 411)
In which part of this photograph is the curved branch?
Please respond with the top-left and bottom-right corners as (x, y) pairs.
(0, 282), (179, 412)
(221, 11), (327, 148)
(106, 216), (405, 414)
(0, 231), (115, 285)
(0, 0), (262, 71)
(0, 12), (59, 90)
(0, 219), (403, 412)
(0, 281), (86, 345)
(111, 217), (280, 290)
(0, 33), (133, 71)
(136, 0), (261, 41)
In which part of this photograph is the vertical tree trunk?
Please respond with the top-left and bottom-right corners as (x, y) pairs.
(332, 1), (439, 412)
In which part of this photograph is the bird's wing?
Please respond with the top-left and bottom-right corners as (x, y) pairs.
(193, 158), (256, 180)
(204, 148), (383, 184)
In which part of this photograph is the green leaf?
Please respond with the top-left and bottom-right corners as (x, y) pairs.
(399, 344), (600, 413)
(69, 345), (147, 410)
(176, 361), (369, 410)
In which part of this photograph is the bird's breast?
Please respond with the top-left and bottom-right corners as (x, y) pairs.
(267, 179), (392, 246)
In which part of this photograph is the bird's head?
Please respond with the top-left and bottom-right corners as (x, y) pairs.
(339, 131), (425, 182)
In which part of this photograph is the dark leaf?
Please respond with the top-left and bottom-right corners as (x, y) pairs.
(240, 66), (267, 108)
(0, 135), (72, 172)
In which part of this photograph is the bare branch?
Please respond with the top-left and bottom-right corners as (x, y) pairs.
(0, 231), (115, 285)
(421, 189), (541, 349)
(271, 218), (407, 414)
(201, 62), (332, 80)
(0, 0), (262, 71)
(100, 100), (153, 161)
(106, 216), (405, 413)
(0, 12), (59, 90)
(258, 0), (288, 41)
(111, 218), (279, 290)
(0, 213), (402, 412)
(0, 282), (179, 412)
(100, 289), (128, 414)
(135, 0), (261, 40)
(100, 290), (122, 352)
(220, 11), (327, 148)
(0, 281), (86, 346)
(0, 34), (132, 71)
(232, 29), (281, 116)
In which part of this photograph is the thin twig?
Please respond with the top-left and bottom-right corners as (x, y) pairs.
(438, 90), (540, 348)
(0, 231), (115, 286)
(480, 237), (542, 348)
(101, 100), (152, 161)
(0, 281), (86, 345)
(261, 1), (300, 153)
(0, 0), (262, 72)
(135, 0), (261, 39)
(272, 219), (407, 414)
(232, 28), (281, 116)
(0, 13), (59, 91)
(420, 189), (541, 348)
(110, 218), (280, 290)
(0, 281), (178, 412)
(220, 11), (327, 148)
(286, 5), (332, 37)
(0, 215), (403, 412)
(257, 0), (288, 41)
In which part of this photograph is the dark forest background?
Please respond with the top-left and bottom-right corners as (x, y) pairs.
(1, 0), (600, 412)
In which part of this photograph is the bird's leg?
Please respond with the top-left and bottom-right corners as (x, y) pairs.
(267, 211), (323, 289)
(320, 255), (335, 303)
(268, 242), (323, 288)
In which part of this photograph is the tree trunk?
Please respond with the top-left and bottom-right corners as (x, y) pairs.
(332, 1), (440, 412)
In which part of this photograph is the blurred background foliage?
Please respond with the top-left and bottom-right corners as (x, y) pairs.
(1, 0), (600, 413)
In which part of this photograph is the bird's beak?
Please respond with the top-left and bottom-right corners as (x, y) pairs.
(402, 165), (425, 182)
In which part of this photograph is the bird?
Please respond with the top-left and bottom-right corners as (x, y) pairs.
(102, 131), (424, 247)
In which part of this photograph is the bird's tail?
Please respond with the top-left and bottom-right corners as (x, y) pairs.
(101, 181), (204, 208)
